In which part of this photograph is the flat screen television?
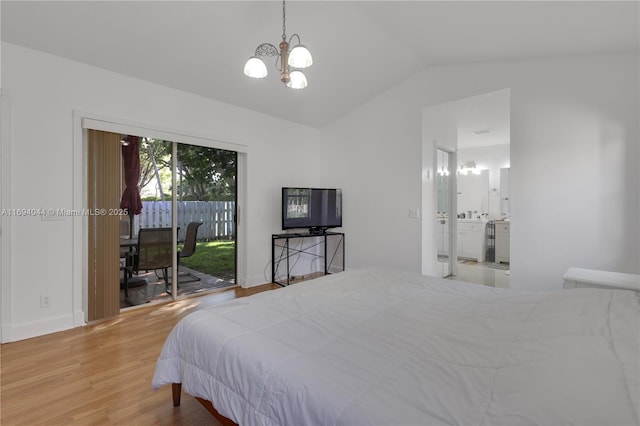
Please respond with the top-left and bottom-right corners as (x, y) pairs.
(282, 187), (342, 233)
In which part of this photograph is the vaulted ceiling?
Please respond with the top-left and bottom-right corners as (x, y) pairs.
(2, 1), (638, 129)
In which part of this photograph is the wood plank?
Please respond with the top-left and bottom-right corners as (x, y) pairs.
(0, 283), (280, 425)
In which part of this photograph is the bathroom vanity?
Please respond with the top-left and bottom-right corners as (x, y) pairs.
(495, 220), (510, 263)
(437, 219), (488, 262)
(436, 218), (450, 257)
(457, 219), (487, 262)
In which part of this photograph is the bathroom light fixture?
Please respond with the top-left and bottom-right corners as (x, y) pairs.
(437, 150), (449, 176)
(243, 0), (313, 89)
(458, 161), (482, 175)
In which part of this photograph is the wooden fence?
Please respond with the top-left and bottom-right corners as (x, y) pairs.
(133, 201), (235, 241)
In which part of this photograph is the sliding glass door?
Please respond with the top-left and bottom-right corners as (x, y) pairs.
(87, 133), (237, 316)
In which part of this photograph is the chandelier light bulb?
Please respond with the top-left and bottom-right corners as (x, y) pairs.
(288, 45), (313, 68)
(286, 70), (307, 89)
(244, 56), (268, 78)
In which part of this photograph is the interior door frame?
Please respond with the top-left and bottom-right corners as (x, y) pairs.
(1, 91), (12, 342)
(72, 111), (248, 323)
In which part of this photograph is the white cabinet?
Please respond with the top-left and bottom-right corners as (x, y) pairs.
(495, 220), (510, 263)
(457, 220), (486, 262)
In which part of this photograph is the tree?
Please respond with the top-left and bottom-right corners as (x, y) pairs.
(176, 144), (236, 201)
(139, 139), (172, 200)
(138, 140), (236, 201)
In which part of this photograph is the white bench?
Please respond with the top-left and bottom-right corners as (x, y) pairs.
(563, 267), (640, 292)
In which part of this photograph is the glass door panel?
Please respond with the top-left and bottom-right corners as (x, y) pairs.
(175, 144), (237, 292)
(436, 149), (453, 278)
(123, 138), (174, 306)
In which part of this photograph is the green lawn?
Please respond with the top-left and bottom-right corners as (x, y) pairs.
(180, 240), (236, 280)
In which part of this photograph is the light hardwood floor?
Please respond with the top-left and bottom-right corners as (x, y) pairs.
(0, 284), (279, 425)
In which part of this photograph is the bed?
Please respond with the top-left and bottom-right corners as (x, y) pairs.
(152, 268), (640, 425)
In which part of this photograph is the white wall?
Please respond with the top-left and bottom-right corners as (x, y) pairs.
(1, 42), (321, 341)
(320, 52), (639, 291)
(320, 85), (424, 273)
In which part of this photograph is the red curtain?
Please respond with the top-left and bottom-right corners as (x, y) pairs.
(119, 135), (143, 216)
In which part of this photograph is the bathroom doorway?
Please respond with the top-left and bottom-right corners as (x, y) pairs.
(423, 89), (511, 287)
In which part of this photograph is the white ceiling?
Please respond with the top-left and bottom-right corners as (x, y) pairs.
(2, 1), (638, 129)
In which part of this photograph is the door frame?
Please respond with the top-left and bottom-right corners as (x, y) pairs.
(1, 91), (12, 342)
(72, 111), (248, 323)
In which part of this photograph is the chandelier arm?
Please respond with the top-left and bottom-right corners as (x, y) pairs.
(254, 43), (279, 58)
(288, 33), (301, 45)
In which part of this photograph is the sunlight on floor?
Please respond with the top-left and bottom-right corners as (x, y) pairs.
(120, 265), (236, 310)
(442, 259), (510, 288)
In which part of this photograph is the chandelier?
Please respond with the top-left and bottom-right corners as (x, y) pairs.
(243, 0), (313, 89)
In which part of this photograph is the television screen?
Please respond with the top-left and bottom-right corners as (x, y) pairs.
(282, 187), (342, 231)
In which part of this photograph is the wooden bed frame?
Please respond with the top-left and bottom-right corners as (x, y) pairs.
(172, 383), (238, 426)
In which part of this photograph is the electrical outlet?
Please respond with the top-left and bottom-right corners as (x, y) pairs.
(40, 294), (50, 308)
(408, 208), (420, 219)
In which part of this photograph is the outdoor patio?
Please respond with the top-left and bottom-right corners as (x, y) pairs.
(119, 265), (235, 308)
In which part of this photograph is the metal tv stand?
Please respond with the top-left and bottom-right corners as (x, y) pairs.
(271, 231), (345, 286)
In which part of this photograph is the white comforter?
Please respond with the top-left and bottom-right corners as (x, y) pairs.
(152, 268), (640, 426)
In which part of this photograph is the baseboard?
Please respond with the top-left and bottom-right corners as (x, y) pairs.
(1, 324), (11, 343)
(246, 274), (271, 288)
(7, 313), (77, 342)
(73, 310), (86, 327)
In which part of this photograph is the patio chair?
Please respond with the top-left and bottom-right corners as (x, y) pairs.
(119, 218), (131, 260)
(122, 227), (173, 305)
(177, 222), (203, 282)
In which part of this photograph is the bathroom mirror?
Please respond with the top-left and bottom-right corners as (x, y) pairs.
(457, 169), (489, 217)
